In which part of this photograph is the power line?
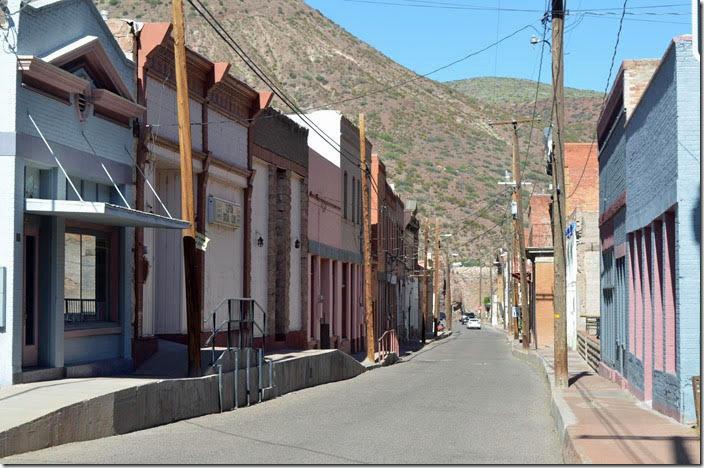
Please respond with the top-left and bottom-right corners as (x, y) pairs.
(305, 20), (544, 111)
(567, 0), (628, 200)
(188, 0), (367, 175)
(340, 0), (688, 14)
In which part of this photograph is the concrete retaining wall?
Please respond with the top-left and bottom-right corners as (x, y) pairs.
(0, 349), (365, 459)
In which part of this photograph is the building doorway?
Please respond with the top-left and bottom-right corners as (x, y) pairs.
(22, 225), (39, 368)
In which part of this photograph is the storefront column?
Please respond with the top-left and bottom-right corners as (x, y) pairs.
(38, 215), (65, 370)
(120, 185), (134, 361)
(334, 260), (342, 340)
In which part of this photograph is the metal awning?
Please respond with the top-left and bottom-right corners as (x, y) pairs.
(525, 246), (554, 260)
(25, 198), (189, 229)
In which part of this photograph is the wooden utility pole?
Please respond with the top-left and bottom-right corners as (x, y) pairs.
(172, 0), (201, 377)
(446, 251), (452, 331)
(489, 259), (493, 324)
(512, 219), (520, 340)
(433, 218), (439, 335)
(489, 119), (537, 346)
(478, 264), (483, 317)
(511, 123), (531, 350)
(551, 0), (569, 387)
(422, 222), (429, 343)
(360, 114), (375, 363)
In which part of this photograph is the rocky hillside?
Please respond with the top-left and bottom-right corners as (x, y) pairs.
(446, 77), (603, 144)
(96, 0), (602, 261)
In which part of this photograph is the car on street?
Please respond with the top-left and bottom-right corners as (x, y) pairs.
(466, 317), (481, 330)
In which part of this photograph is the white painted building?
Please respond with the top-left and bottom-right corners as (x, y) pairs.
(109, 21), (271, 363)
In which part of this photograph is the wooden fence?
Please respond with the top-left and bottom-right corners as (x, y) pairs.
(577, 330), (601, 372)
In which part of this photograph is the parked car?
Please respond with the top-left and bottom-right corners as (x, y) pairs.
(460, 313), (470, 324)
(466, 317), (481, 330)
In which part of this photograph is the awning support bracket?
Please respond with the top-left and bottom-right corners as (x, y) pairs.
(123, 146), (173, 219)
(81, 129), (131, 210)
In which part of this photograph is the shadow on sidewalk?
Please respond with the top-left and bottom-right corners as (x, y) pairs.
(574, 435), (697, 464)
(568, 370), (592, 386)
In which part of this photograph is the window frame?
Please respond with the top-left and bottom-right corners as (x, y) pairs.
(63, 221), (120, 329)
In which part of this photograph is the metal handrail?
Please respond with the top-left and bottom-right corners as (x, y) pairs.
(376, 329), (399, 363)
(202, 297), (269, 365)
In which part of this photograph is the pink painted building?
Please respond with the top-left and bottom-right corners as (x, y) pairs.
(293, 111), (369, 354)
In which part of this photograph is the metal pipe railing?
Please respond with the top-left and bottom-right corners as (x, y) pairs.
(202, 297), (270, 364)
(376, 329), (399, 363)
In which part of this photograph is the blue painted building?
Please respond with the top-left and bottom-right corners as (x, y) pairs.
(598, 36), (700, 424)
(0, 0), (185, 386)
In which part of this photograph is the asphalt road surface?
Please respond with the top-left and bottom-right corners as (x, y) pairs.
(4, 324), (562, 464)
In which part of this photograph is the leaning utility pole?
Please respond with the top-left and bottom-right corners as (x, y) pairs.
(434, 218), (439, 335)
(360, 114), (375, 363)
(172, 0), (201, 377)
(422, 222), (429, 343)
(551, 0), (569, 387)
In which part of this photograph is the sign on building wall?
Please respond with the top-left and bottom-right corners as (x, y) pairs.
(565, 221), (576, 238)
(207, 195), (241, 229)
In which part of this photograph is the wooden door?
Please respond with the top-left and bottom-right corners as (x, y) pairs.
(22, 225), (39, 367)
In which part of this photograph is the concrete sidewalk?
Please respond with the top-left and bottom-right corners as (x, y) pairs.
(505, 327), (701, 464)
(0, 346), (365, 459)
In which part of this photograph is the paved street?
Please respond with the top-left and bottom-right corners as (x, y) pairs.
(3, 326), (562, 464)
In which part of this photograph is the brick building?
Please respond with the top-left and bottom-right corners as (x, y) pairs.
(597, 37), (700, 424)
(526, 193), (554, 348)
(564, 142), (600, 349)
(402, 201), (422, 340)
(371, 153), (407, 344)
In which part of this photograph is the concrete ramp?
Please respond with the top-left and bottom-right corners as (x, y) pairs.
(0, 349), (365, 459)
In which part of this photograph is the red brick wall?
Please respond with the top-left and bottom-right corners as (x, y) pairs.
(534, 261), (555, 348)
(528, 194), (552, 248)
(565, 143), (599, 214)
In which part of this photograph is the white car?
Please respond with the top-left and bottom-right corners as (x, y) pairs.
(466, 317), (481, 329)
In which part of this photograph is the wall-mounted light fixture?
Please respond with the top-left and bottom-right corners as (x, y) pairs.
(257, 236), (264, 247)
(294, 238), (300, 249)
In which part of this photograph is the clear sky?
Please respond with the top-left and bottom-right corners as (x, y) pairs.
(304, 0), (694, 92)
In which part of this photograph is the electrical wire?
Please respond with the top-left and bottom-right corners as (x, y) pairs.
(567, 0), (628, 199)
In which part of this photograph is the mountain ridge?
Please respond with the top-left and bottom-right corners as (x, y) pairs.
(97, 0), (601, 261)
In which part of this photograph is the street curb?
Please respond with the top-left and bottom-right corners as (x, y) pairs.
(509, 343), (590, 465)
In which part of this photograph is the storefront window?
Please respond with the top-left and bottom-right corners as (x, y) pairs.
(64, 231), (112, 325)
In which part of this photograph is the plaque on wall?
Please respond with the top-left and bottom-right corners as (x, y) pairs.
(207, 195), (241, 229)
